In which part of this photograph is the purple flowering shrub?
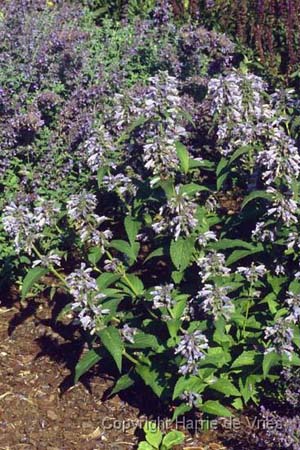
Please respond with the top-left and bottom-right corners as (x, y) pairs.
(2, 0), (300, 424)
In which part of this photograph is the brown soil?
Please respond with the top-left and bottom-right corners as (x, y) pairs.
(0, 288), (229, 450)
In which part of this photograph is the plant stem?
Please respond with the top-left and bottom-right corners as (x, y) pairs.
(123, 350), (140, 365)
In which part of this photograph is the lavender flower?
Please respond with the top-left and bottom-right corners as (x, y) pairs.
(66, 263), (109, 334)
(252, 221), (275, 242)
(175, 330), (209, 375)
(264, 317), (295, 360)
(236, 262), (266, 283)
(180, 391), (202, 408)
(197, 284), (234, 320)
(152, 186), (198, 240)
(197, 251), (231, 281)
(103, 258), (121, 272)
(121, 324), (137, 344)
(267, 188), (298, 226)
(197, 231), (217, 247)
(150, 284), (175, 309)
(66, 191), (112, 249)
(285, 291), (300, 323)
(2, 199), (59, 254)
(32, 252), (61, 268)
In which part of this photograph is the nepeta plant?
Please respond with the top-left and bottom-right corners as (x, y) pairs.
(2, 0), (300, 423)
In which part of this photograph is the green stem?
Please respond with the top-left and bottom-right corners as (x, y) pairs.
(105, 249), (140, 297)
(32, 244), (68, 287)
(123, 350), (140, 365)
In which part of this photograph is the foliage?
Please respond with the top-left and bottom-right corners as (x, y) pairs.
(2, 0), (300, 423)
(138, 422), (185, 450)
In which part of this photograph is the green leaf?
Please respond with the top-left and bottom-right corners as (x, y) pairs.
(232, 397), (244, 410)
(74, 349), (102, 383)
(126, 332), (159, 349)
(216, 157), (228, 176)
(88, 247), (102, 265)
(210, 379), (241, 397)
(171, 403), (192, 421)
(201, 400), (232, 417)
(263, 352), (280, 378)
(179, 183), (210, 196)
(144, 247), (165, 263)
(124, 216), (141, 246)
(98, 326), (124, 372)
(110, 239), (139, 261)
(216, 157), (229, 190)
(172, 376), (200, 400)
(167, 319), (182, 339)
(109, 374), (135, 397)
(161, 430), (185, 449)
(228, 145), (251, 165)
(22, 267), (48, 299)
(97, 166), (107, 187)
(171, 270), (184, 284)
(226, 245), (263, 265)
(175, 142), (190, 174)
(241, 190), (272, 209)
(231, 351), (258, 368)
(121, 274), (144, 296)
(144, 422), (163, 448)
(211, 238), (254, 251)
(217, 172), (229, 191)
(170, 237), (194, 271)
(97, 273), (121, 289)
(136, 363), (164, 398)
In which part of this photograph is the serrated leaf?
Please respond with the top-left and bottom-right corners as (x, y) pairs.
(74, 349), (102, 383)
(172, 376), (200, 400)
(98, 326), (124, 372)
(210, 379), (241, 397)
(22, 267), (48, 299)
(126, 332), (159, 349)
(231, 351), (258, 368)
(124, 216), (141, 246)
(136, 363), (164, 398)
(201, 400), (232, 417)
(171, 403), (192, 421)
(110, 239), (139, 261)
(263, 352), (280, 378)
(170, 237), (194, 271)
(97, 273), (121, 289)
(88, 247), (102, 265)
(121, 274), (144, 296)
(109, 374), (135, 397)
(175, 141), (189, 174)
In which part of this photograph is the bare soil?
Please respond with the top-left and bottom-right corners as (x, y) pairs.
(0, 288), (228, 450)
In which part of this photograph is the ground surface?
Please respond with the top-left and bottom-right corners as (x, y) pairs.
(0, 287), (228, 450)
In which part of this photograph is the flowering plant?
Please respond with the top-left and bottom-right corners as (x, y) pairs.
(2, 0), (300, 422)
